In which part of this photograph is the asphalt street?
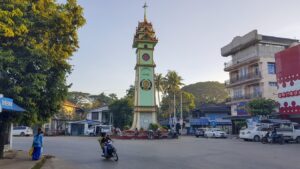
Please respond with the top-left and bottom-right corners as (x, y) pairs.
(13, 136), (300, 169)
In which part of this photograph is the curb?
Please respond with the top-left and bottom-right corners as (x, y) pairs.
(31, 155), (53, 169)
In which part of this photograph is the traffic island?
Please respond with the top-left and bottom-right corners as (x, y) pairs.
(111, 130), (171, 140)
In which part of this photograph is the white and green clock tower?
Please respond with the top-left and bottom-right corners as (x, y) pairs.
(131, 3), (158, 130)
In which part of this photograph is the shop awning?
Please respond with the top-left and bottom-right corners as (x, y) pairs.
(222, 115), (252, 120)
(0, 97), (25, 113)
(68, 120), (102, 125)
(213, 118), (232, 125)
(190, 118), (210, 125)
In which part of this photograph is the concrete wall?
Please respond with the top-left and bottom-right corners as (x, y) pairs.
(260, 58), (278, 100)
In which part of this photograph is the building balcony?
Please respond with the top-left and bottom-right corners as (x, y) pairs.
(229, 92), (262, 103)
(225, 72), (261, 87)
(224, 56), (259, 71)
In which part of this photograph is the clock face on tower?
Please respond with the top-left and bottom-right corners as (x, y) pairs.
(142, 53), (150, 61)
(140, 79), (152, 90)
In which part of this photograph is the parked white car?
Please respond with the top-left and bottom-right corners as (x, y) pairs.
(13, 126), (33, 136)
(85, 126), (95, 136)
(239, 126), (269, 142)
(204, 128), (227, 138)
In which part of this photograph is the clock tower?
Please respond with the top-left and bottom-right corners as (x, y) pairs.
(131, 3), (158, 130)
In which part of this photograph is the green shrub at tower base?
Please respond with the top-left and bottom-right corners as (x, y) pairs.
(148, 123), (159, 131)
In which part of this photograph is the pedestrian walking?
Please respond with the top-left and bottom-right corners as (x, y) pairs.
(32, 128), (44, 160)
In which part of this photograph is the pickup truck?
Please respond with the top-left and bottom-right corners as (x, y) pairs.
(277, 123), (300, 143)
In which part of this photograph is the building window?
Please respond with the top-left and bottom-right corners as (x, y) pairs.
(269, 82), (278, 87)
(253, 85), (261, 97)
(233, 88), (243, 98)
(239, 66), (248, 79)
(268, 62), (276, 74)
(91, 112), (99, 120)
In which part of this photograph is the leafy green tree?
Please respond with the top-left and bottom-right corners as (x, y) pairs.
(90, 92), (115, 107)
(67, 91), (93, 110)
(109, 98), (133, 130)
(125, 85), (135, 100)
(160, 91), (195, 119)
(109, 93), (118, 101)
(0, 0), (85, 158)
(247, 98), (277, 116)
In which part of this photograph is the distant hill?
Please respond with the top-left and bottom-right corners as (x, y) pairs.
(182, 81), (229, 107)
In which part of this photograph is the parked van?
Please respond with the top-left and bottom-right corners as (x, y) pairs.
(85, 125), (112, 136)
(277, 123), (300, 143)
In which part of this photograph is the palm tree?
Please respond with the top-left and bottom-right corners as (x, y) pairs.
(165, 70), (184, 94)
(164, 70), (184, 120)
(154, 73), (164, 107)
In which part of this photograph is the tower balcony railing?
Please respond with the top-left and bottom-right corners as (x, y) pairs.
(225, 72), (261, 87)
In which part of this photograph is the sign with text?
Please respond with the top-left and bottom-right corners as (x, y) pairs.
(236, 102), (248, 116)
(1, 97), (13, 110)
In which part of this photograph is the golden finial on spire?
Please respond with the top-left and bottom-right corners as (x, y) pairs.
(143, 2), (148, 22)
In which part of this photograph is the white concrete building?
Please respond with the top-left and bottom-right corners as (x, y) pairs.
(86, 106), (111, 124)
(221, 30), (299, 116)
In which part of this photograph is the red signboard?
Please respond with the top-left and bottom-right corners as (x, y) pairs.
(276, 44), (300, 115)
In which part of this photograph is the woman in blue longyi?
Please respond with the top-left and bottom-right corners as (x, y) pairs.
(32, 128), (43, 160)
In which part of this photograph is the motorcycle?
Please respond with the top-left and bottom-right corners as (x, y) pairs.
(261, 132), (284, 145)
(102, 140), (119, 161)
(147, 130), (164, 139)
(168, 129), (178, 139)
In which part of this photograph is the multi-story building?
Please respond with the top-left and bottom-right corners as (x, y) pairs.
(221, 30), (298, 117)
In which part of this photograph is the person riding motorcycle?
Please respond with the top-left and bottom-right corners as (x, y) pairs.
(98, 132), (112, 156)
(271, 128), (278, 143)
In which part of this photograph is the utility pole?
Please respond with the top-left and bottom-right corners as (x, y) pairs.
(180, 92), (183, 133)
(173, 93), (176, 129)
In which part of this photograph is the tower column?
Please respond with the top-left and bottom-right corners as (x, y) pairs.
(130, 4), (158, 130)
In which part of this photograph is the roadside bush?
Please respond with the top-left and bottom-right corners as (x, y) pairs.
(123, 125), (130, 130)
(148, 123), (159, 131)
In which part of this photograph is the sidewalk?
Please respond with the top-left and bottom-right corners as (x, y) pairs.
(0, 150), (74, 169)
(0, 150), (40, 169)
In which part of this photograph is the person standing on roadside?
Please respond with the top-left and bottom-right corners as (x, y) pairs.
(32, 128), (44, 160)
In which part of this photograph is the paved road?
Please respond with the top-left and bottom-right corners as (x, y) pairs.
(13, 136), (300, 169)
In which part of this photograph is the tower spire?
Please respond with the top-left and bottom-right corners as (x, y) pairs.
(143, 2), (148, 22)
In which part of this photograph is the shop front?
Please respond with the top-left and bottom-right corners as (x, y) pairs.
(0, 95), (25, 152)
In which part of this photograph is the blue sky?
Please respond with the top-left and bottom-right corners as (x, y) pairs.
(59, 0), (300, 97)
